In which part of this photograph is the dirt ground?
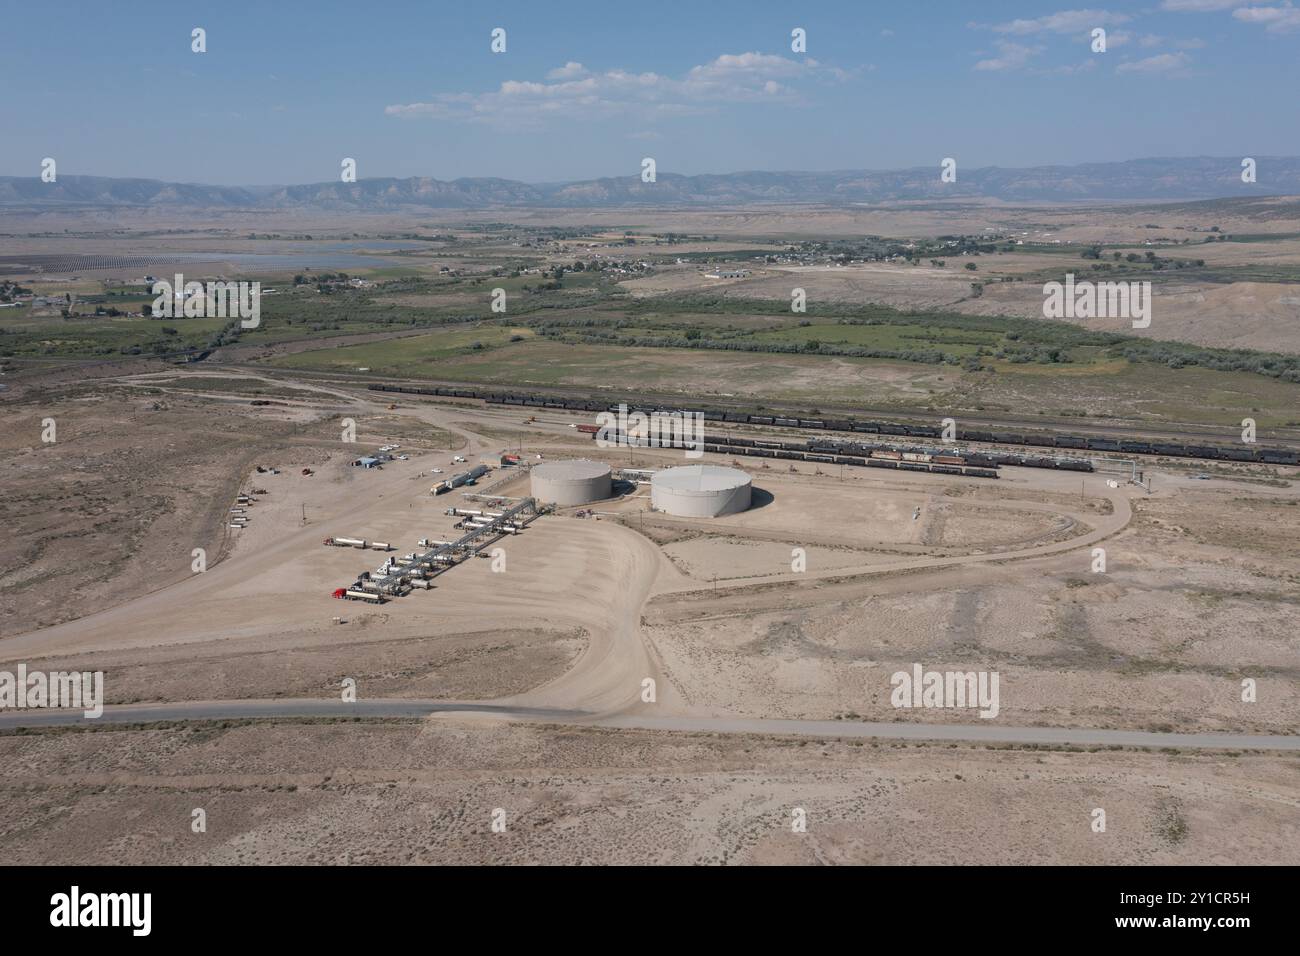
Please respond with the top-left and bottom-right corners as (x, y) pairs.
(1, 369), (1297, 865)
(0, 371), (461, 634)
(1, 720), (1295, 865)
(623, 261), (1300, 354)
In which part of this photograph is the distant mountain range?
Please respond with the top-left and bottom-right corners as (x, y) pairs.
(3, 157), (1299, 210)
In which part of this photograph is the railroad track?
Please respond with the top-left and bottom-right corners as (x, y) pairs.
(223, 364), (1300, 453)
(363, 381), (1300, 466)
(10, 355), (1300, 460)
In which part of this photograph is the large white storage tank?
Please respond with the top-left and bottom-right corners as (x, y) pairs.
(651, 464), (752, 517)
(530, 459), (613, 506)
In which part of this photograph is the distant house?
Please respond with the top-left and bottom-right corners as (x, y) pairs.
(704, 269), (751, 279)
(353, 456), (381, 469)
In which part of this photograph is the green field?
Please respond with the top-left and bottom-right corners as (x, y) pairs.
(264, 326), (535, 375)
(751, 322), (1002, 356)
(0, 313), (230, 357)
(260, 333), (1300, 426)
(393, 338), (955, 405)
(962, 360), (1300, 427)
(7, 238), (1300, 433)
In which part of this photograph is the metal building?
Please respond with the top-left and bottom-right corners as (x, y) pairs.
(530, 459), (613, 506)
(651, 464), (752, 517)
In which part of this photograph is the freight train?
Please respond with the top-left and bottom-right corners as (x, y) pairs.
(366, 384), (1299, 466)
(598, 430), (1004, 478)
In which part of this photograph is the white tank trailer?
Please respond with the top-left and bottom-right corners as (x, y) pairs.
(435, 464), (491, 495)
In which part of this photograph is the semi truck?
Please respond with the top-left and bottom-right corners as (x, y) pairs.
(433, 464), (490, 495)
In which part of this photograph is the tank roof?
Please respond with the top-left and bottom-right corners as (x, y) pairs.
(652, 464), (751, 492)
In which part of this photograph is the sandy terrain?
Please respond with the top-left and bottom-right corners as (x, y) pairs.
(960, 276), (1300, 353)
(621, 261), (1300, 354)
(1, 720), (1295, 865)
(1, 365), (1296, 866)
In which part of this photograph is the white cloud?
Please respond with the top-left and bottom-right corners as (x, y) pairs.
(1049, 59), (1101, 74)
(1233, 4), (1300, 32)
(1122, 33), (1204, 51)
(992, 9), (1130, 34)
(1116, 51), (1193, 72)
(1159, 0), (1237, 10)
(974, 41), (1043, 71)
(546, 62), (588, 80)
(385, 53), (839, 126)
(1163, 0), (1300, 31)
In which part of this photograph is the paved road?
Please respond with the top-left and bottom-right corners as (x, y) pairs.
(0, 700), (588, 726)
(2, 699), (1295, 751)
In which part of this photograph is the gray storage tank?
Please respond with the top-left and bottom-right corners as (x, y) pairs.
(651, 464), (752, 517)
(530, 459), (613, 506)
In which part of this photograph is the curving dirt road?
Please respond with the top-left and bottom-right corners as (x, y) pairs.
(10, 380), (1274, 753)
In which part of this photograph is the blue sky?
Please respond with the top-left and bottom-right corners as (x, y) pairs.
(3, 0), (1298, 184)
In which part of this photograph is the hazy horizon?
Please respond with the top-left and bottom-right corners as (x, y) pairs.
(4, 0), (1299, 186)
(7, 153), (1300, 190)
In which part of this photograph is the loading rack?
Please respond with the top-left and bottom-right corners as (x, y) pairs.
(368, 497), (544, 594)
